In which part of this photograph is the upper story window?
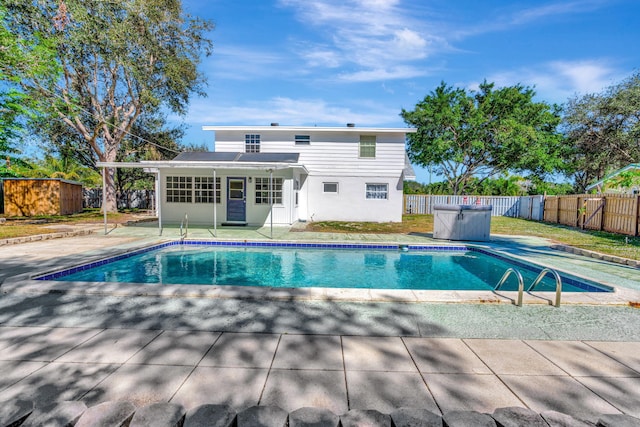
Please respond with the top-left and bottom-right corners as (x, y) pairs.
(295, 135), (310, 145)
(245, 134), (261, 153)
(359, 135), (376, 158)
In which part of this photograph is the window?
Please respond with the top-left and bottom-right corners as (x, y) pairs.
(194, 177), (221, 203)
(295, 135), (310, 145)
(167, 176), (221, 203)
(366, 183), (388, 200)
(255, 177), (283, 204)
(359, 135), (376, 158)
(245, 134), (261, 153)
(323, 182), (338, 193)
(166, 176), (192, 203)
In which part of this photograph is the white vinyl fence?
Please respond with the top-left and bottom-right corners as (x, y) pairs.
(404, 194), (544, 219)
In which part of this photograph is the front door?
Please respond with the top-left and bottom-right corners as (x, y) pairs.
(227, 177), (246, 222)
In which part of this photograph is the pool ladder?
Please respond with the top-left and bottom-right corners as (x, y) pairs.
(494, 268), (563, 307)
(180, 213), (188, 240)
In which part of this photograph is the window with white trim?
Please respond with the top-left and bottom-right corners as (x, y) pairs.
(255, 177), (283, 204)
(194, 176), (221, 203)
(167, 176), (221, 203)
(359, 135), (376, 158)
(245, 134), (261, 153)
(365, 183), (388, 200)
(166, 176), (192, 203)
(295, 135), (310, 145)
(323, 182), (338, 193)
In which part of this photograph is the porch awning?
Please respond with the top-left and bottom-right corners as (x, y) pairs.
(96, 152), (308, 173)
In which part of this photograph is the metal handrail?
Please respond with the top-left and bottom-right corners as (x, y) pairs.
(179, 213), (188, 240)
(494, 268), (525, 307)
(528, 268), (562, 307)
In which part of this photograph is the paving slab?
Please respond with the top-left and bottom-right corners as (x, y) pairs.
(390, 407), (443, 427)
(0, 326), (52, 352)
(346, 370), (439, 414)
(271, 335), (343, 370)
(0, 360), (48, 392)
(56, 328), (162, 364)
(199, 333), (280, 368)
(171, 366), (269, 410)
(0, 327), (103, 362)
(498, 374), (621, 422)
(0, 362), (117, 406)
(183, 404), (236, 427)
(259, 369), (347, 413)
(464, 339), (566, 375)
(526, 340), (640, 377)
(75, 400), (136, 427)
(422, 373), (522, 413)
(237, 405), (288, 427)
(403, 337), (491, 374)
(585, 341), (640, 373)
(0, 399), (33, 427)
(126, 330), (221, 366)
(289, 407), (340, 427)
(576, 377), (640, 418)
(341, 336), (416, 372)
(129, 402), (186, 427)
(81, 364), (193, 407)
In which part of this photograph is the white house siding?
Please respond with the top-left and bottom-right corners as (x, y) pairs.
(158, 168), (295, 226)
(211, 128), (408, 223)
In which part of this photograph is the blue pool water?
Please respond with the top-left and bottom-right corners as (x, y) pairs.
(38, 242), (611, 292)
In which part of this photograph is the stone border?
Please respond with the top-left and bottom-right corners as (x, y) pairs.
(2, 400), (639, 427)
(0, 229), (94, 246)
(550, 244), (640, 268)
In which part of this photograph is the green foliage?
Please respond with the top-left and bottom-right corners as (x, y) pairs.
(604, 169), (640, 192)
(2, 0), (213, 210)
(564, 72), (640, 191)
(401, 81), (566, 195)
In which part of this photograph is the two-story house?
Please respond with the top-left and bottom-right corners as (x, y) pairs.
(98, 124), (417, 226)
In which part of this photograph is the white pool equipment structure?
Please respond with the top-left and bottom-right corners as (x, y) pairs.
(433, 204), (492, 241)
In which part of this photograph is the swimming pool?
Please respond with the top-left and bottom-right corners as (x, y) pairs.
(35, 241), (612, 293)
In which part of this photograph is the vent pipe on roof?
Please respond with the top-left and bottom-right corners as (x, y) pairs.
(270, 122), (279, 126)
(346, 123), (355, 127)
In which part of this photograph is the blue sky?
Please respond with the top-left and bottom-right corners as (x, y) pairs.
(177, 0), (639, 183)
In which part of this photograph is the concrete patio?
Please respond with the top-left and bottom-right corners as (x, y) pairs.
(0, 223), (639, 423)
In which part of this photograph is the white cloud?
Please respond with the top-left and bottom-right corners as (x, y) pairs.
(279, 0), (439, 81)
(206, 46), (288, 80)
(484, 60), (621, 103)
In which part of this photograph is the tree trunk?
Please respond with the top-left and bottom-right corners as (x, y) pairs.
(102, 167), (118, 213)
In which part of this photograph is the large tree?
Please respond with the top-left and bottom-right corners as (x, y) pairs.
(563, 72), (640, 191)
(3, 0), (213, 211)
(401, 81), (565, 195)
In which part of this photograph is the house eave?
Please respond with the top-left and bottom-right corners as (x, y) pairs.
(202, 125), (417, 134)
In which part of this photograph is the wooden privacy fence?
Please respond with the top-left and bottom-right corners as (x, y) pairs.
(543, 194), (640, 236)
(404, 195), (521, 217)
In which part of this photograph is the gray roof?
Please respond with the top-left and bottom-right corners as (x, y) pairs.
(172, 152), (300, 163)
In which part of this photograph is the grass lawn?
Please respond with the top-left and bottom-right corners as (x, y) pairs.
(307, 214), (640, 261)
(0, 210), (139, 240)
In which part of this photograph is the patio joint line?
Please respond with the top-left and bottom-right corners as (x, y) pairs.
(340, 336), (351, 411)
(460, 338), (531, 409)
(168, 331), (224, 403)
(400, 337), (443, 415)
(256, 333), (283, 406)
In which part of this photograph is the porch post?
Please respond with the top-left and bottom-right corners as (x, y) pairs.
(157, 171), (162, 235)
(102, 167), (107, 235)
(269, 169), (273, 239)
(213, 169), (217, 237)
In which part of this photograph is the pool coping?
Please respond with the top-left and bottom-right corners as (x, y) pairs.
(2, 238), (639, 306)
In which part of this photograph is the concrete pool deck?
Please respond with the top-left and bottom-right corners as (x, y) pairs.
(0, 223), (639, 421)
